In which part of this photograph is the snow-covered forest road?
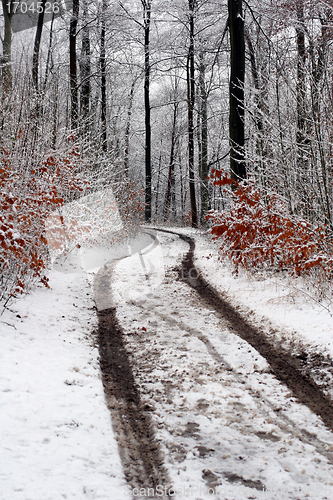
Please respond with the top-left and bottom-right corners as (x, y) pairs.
(3, 1), (333, 498)
(2, 228), (333, 500)
(94, 229), (333, 499)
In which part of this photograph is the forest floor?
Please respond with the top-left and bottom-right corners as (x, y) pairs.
(1, 227), (333, 500)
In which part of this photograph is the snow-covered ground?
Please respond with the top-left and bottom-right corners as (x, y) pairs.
(112, 229), (333, 500)
(1, 227), (333, 500)
(193, 230), (333, 361)
(0, 272), (128, 500)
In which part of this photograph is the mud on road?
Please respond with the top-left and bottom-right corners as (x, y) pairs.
(94, 259), (170, 495)
(177, 232), (333, 433)
(97, 306), (170, 492)
(95, 229), (333, 498)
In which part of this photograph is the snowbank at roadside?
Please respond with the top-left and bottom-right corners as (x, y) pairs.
(190, 229), (333, 358)
(1, 225), (333, 500)
(0, 271), (128, 500)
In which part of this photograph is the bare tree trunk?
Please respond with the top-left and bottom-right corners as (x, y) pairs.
(245, 27), (267, 188)
(100, 0), (107, 151)
(80, 0), (91, 133)
(155, 138), (163, 221)
(1, 0), (14, 92)
(179, 142), (186, 220)
(163, 101), (178, 221)
(228, 0), (246, 181)
(296, 0), (308, 172)
(198, 51), (209, 223)
(32, 0), (47, 90)
(43, 13), (55, 91)
(188, 0), (198, 227)
(142, 0), (152, 222)
(124, 78), (136, 176)
(276, 68), (293, 214)
(52, 75), (59, 149)
(70, 0), (79, 130)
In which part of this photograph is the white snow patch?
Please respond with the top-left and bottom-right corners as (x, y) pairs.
(0, 271), (128, 500)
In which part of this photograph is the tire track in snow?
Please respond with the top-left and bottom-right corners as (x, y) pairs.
(93, 233), (171, 497)
(145, 304), (333, 464)
(97, 305), (169, 493)
(93, 228), (333, 497)
(110, 229), (333, 497)
(164, 230), (333, 435)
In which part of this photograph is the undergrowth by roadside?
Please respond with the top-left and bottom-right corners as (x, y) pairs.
(0, 136), (88, 306)
(206, 170), (333, 283)
(0, 134), (145, 309)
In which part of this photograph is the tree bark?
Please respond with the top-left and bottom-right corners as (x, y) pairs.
(43, 13), (55, 91)
(80, 0), (91, 133)
(228, 0), (246, 181)
(70, 0), (79, 130)
(245, 27), (267, 188)
(164, 101), (178, 221)
(124, 79), (136, 176)
(296, 0), (307, 157)
(198, 51), (209, 222)
(32, 0), (47, 90)
(155, 138), (163, 220)
(100, 0), (107, 150)
(142, 0), (152, 222)
(188, 0), (198, 228)
(52, 75), (59, 149)
(1, 0), (14, 92)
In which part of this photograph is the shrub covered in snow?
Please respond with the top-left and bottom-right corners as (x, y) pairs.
(206, 170), (333, 281)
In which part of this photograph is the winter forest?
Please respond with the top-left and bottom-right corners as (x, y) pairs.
(4, 3), (333, 498)
(1, 0), (333, 302)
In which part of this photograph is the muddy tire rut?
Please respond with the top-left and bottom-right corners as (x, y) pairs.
(176, 232), (333, 433)
(95, 228), (333, 497)
(97, 307), (169, 492)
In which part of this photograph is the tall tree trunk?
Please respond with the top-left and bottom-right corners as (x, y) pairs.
(188, 0), (198, 228)
(164, 101), (178, 221)
(295, 0), (317, 219)
(245, 27), (267, 188)
(198, 51), (209, 223)
(143, 0), (152, 222)
(179, 141), (185, 222)
(52, 74), (59, 149)
(80, 0), (91, 133)
(311, 16), (331, 227)
(70, 0), (79, 130)
(32, 0), (47, 91)
(124, 78), (136, 176)
(228, 0), (246, 181)
(155, 138), (163, 220)
(1, 0), (14, 92)
(100, 0), (107, 151)
(296, 0), (307, 170)
(43, 13), (55, 91)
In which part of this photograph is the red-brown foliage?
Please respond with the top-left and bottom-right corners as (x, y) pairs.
(0, 141), (88, 303)
(206, 170), (333, 277)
